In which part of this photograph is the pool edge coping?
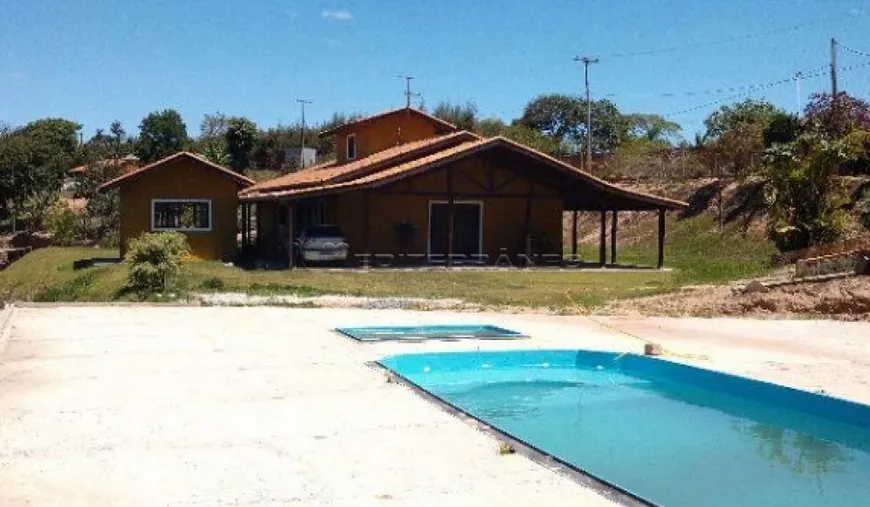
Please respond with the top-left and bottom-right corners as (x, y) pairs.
(368, 359), (658, 507)
(336, 324), (529, 343)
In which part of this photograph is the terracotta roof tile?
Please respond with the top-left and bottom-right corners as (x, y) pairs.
(318, 107), (458, 137)
(240, 136), (688, 210)
(241, 131), (478, 196)
(69, 154), (140, 175)
(98, 151), (254, 192)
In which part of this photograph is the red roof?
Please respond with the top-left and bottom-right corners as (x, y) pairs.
(241, 134), (687, 210)
(68, 154), (140, 176)
(318, 107), (458, 137)
(98, 152), (254, 192)
(241, 131), (479, 197)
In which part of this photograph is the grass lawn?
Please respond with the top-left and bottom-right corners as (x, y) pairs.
(0, 214), (776, 310)
(0, 247), (678, 309)
(599, 215), (777, 285)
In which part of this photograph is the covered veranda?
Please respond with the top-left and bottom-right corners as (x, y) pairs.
(236, 138), (687, 269)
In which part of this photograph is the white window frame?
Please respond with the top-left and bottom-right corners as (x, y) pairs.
(150, 198), (213, 232)
(426, 200), (484, 257)
(346, 133), (357, 160)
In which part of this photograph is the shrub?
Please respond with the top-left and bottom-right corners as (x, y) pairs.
(762, 134), (847, 251)
(199, 276), (226, 291)
(124, 232), (190, 294)
(46, 201), (85, 246)
(858, 189), (870, 232)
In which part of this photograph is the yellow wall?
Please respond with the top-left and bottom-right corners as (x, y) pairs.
(118, 157), (245, 261)
(331, 154), (563, 264)
(334, 112), (441, 163)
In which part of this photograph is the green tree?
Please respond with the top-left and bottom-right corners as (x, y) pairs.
(519, 94), (628, 154)
(224, 117), (257, 172)
(704, 99), (783, 176)
(500, 123), (568, 155)
(108, 120), (132, 157)
(0, 118), (81, 231)
(704, 99), (780, 139)
(474, 117), (507, 137)
(251, 128), (286, 171)
(135, 109), (189, 163)
(762, 133), (848, 250)
(432, 101), (478, 131)
(625, 114), (681, 144)
(763, 112), (801, 147)
(75, 125), (133, 244)
(196, 112), (230, 165)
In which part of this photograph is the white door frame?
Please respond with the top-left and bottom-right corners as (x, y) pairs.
(426, 200), (484, 258)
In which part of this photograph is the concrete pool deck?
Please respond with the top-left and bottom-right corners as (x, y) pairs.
(1, 306), (869, 506)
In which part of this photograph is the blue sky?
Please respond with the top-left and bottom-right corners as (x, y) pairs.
(1, 0), (868, 140)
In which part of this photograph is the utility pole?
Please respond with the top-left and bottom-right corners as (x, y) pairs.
(795, 71), (804, 114)
(831, 37), (838, 97)
(296, 99), (313, 168)
(397, 75), (419, 109)
(575, 56), (599, 171)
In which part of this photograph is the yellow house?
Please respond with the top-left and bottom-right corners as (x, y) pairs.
(241, 107), (687, 268)
(99, 151), (254, 260)
(102, 107), (685, 267)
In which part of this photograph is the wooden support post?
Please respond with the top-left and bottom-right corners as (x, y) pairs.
(524, 183), (534, 263)
(610, 210), (617, 266)
(657, 209), (666, 269)
(599, 210), (606, 266)
(272, 203), (279, 257)
(363, 190), (371, 264)
(447, 168), (455, 267)
(254, 203), (260, 250)
(245, 204), (251, 247)
(287, 203), (295, 269)
(241, 204), (247, 248)
(571, 211), (578, 258)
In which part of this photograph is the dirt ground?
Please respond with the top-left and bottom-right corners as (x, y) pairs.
(2, 306), (870, 506)
(606, 276), (870, 320)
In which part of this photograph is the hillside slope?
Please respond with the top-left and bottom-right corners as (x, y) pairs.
(564, 178), (779, 284)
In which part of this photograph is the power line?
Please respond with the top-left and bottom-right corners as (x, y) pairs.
(665, 60), (870, 117)
(611, 11), (860, 58)
(838, 42), (870, 59)
(616, 64), (830, 100)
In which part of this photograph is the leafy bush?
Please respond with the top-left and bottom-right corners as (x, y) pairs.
(45, 201), (85, 246)
(199, 276), (226, 291)
(771, 226), (808, 252)
(762, 134), (848, 251)
(858, 189), (870, 232)
(124, 232), (190, 294)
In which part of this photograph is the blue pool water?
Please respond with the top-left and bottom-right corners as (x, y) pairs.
(379, 350), (870, 507)
(336, 324), (526, 342)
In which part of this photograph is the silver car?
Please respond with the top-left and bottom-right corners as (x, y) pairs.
(297, 225), (349, 265)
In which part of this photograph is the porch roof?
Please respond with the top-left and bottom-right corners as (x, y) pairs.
(239, 135), (687, 211)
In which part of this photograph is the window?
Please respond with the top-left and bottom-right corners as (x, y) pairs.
(346, 133), (357, 160)
(151, 199), (212, 232)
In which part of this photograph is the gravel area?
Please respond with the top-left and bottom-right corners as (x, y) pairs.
(198, 292), (475, 310)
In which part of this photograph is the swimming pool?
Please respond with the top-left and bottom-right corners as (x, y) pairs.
(336, 324), (526, 342)
(378, 350), (870, 507)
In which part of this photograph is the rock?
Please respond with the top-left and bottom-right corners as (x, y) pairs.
(644, 343), (664, 356)
(743, 281), (770, 294)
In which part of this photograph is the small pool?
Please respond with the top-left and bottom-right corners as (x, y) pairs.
(336, 324), (526, 342)
(379, 350), (870, 507)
